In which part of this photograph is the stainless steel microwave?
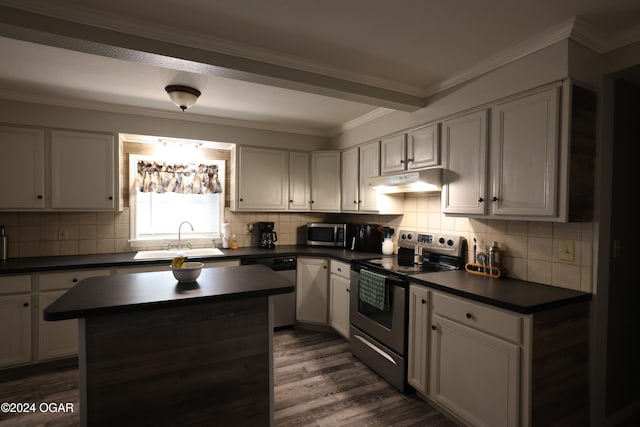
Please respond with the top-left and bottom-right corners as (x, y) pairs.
(306, 223), (349, 247)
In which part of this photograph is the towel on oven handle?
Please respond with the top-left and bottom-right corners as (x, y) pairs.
(359, 269), (390, 311)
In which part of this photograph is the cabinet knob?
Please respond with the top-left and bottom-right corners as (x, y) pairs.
(466, 312), (473, 319)
(478, 197), (484, 203)
(421, 298), (426, 304)
(239, 198), (244, 202)
(492, 196), (498, 202)
(337, 268), (342, 272)
(400, 159), (405, 164)
(37, 195), (43, 199)
(289, 199), (293, 203)
(72, 278), (78, 283)
(353, 200), (357, 204)
(431, 325), (437, 331)
(310, 200), (314, 204)
(407, 158), (413, 162)
(323, 265), (327, 269)
(23, 302), (29, 307)
(346, 288), (350, 293)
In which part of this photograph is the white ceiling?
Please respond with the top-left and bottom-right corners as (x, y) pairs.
(0, 0), (639, 137)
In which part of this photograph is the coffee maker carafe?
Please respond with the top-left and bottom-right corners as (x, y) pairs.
(257, 221), (277, 249)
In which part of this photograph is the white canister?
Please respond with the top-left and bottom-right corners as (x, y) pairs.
(382, 237), (394, 255)
(221, 223), (231, 249)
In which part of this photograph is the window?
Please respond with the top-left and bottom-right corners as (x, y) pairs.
(129, 154), (225, 245)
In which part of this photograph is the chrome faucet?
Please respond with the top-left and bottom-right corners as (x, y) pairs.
(178, 221), (194, 250)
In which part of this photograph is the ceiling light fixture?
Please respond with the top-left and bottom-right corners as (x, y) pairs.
(165, 85), (201, 111)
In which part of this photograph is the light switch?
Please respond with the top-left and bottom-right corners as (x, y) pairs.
(559, 240), (575, 262)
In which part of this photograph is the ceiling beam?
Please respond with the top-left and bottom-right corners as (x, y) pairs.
(0, 5), (425, 112)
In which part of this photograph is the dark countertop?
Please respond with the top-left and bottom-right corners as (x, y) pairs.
(44, 264), (294, 321)
(409, 270), (592, 314)
(0, 245), (380, 275)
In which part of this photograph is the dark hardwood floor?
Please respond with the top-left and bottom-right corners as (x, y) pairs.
(0, 328), (457, 427)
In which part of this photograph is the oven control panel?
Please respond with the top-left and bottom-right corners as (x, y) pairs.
(397, 229), (464, 256)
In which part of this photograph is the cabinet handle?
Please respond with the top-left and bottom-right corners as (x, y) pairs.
(478, 197), (484, 203)
(421, 298), (426, 304)
(23, 302), (29, 307)
(492, 196), (498, 202)
(431, 325), (437, 331)
(466, 312), (473, 319)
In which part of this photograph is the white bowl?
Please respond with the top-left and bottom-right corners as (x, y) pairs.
(170, 261), (204, 282)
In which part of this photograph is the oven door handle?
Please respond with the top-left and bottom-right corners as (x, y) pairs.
(353, 334), (398, 365)
(358, 269), (407, 288)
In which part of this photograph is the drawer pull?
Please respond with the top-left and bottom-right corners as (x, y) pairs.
(23, 302), (29, 307)
(466, 312), (473, 319)
(421, 298), (426, 304)
(72, 278), (78, 283)
(431, 325), (437, 331)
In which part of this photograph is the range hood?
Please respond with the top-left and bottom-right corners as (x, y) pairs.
(367, 167), (442, 194)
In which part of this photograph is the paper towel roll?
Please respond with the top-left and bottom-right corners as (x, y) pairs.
(221, 223), (231, 248)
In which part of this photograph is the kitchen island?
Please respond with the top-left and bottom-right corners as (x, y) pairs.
(43, 264), (294, 427)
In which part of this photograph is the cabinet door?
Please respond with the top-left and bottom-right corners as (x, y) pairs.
(0, 126), (45, 209)
(38, 290), (78, 360)
(329, 274), (350, 339)
(441, 110), (489, 215)
(359, 141), (380, 212)
(51, 130), (116, 210)
(491, 87), (559, 217)
(381, 134), (406, 174)
(408, 285), (430, 394)
(430, 315), (519, 427)
(296, 258), (328, 324)
(408, 123), (439, 170)
(289, 152), (311, 211)
(310, 151), (341, 211)
(341, 147), (359, 212)
(237, 147), (288, 210)
(0, 294), (31, 367)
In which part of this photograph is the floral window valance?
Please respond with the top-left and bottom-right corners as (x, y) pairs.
(135, 161), (222, 194)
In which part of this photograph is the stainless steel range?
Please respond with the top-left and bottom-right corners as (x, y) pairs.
(349, 230), (466, 392)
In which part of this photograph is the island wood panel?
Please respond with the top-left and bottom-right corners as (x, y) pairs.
(79, 296), (271, 427)
(530, 301), (590, 426)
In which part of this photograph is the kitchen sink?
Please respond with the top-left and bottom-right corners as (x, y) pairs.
(133, 248), (225, 260)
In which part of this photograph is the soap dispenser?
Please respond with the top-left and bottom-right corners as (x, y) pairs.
(382, 234), (394, 256)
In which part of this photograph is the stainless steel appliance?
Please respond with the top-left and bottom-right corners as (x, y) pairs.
(350, 230), (465, 392)
(257, 221), (277, 249)
(240, 256), (296, 328)
(306, 223), (350, 247)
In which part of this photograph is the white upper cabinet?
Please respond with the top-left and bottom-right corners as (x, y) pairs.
(341, 146), (359, 212)
(236, 146), (288, 211)
(0, 126), (45, 209)
(0, 126), (119, 211)
(407, 124), (440, 170)
(442, 84), (567, 220)
(490, 87), (559, 217)
(341, 141), (380, 212)
(381, 134), (407, 174)
(289, 151), (311, 211)
(359, 141), (380, 211)
(310, 151), (341, 212)
(50, 130), (117, 210)
(381, 123), (440, 175)
(441, 109), (489, 215)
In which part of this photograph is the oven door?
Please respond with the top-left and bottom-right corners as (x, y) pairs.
(349, 268), (407, 355)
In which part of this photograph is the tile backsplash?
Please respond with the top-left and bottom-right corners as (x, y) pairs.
(0, 192), (594, 293)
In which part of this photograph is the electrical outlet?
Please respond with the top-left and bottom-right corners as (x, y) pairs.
(58, 228), (68, 241)
(559, 240), (575, 262)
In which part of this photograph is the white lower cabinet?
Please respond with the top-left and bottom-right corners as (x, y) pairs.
(329, 260), (350, 338)
(37, 269), (111, 361)
(408, 284), (430, 394)
(0, 275), (32, 368)
(296, 257), (328, 324)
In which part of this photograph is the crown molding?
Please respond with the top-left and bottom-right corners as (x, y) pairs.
(329, 107), (394, 137)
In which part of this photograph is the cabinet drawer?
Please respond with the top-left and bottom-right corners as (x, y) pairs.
(0, 275), (31, 295)
(330, 260), (350, 279)
(39, 269), (111, 291)
(432, 291), (522, 344)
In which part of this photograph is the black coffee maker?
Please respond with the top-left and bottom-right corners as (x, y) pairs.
(257, 221), (277, 249)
